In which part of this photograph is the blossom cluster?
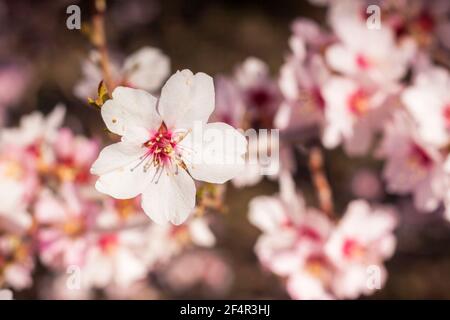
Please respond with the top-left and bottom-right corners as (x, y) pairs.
(249, 173), (397, 299)
(0, 55), (222, 298)
(211, 0), (450, 299)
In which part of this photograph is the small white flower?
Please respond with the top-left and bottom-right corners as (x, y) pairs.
(91, 70), (247, 225)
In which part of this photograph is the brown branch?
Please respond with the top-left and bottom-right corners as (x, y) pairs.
(91, 0), (114, 92)
(308, 146), (334, 219)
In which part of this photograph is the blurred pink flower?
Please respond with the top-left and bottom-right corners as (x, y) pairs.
(321, 76), (393, 155)
(0, 105), (65, 150)
(161, 250), (233, 297)
(35, 184), (100, 269)
(90, 71), (247, 225)
(327, 1), (416, 86)
(52, 128), (99, 184)
(325, 200), (397, 299)
(74, 47), (170, 100)
(276, 19), (331, 132)
(80, 229), (149, 289)
(0, 233), (34, 290)
(234, 57), (281, 128)
(249, 173), (398, 299)
(249, 173), (334, 299)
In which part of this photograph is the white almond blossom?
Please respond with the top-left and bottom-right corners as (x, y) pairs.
(91, 70), (247, 225)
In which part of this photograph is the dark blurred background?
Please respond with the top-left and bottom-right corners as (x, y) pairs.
(2, 0), (450, 299)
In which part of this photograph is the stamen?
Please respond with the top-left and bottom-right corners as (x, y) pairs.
(138, 123), (190, 180)
(130, 153), (151, 172)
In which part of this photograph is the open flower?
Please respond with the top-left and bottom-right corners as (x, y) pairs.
(377, 112), (445, 212)
(35, 185), (100, 269)
(248, 173), (334, 299)
(91, 70), (247, 225)
(326, 0), (416, 86)
(325, 200), (397, 299)
(321, 76), (393, 155)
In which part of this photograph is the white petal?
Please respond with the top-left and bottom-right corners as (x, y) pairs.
(141, 168), (196, 225)
(180, 122), (247, 184)
(158, 70), (215, 129)
(101, 86), (161, 136)
(188, 218), (216, 247)
(248, 196), (287, 233)
(114, 248), (147, 287)
(325, 44), (357, 75)
(123, 47), (170, 92)
(94, 157), (156, 199)
(91, 142), (145, 176)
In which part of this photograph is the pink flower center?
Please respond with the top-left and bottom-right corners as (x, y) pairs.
(144, 125), (178, 168)
(248, 87), (271, 109)
(342, 238), (365, 259)
(408, 144), (433, 169)
(348, 89), (369, 116)
(442, 104), (450, 129)
(98, 234), (118, 254)
(305, 255), (330, 280)
(356, 54), (371, 70)
(298, 226), (322, 242)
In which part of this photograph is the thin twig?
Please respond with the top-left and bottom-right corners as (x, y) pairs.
(91, 0), (114, 92)
(308, 146), (335, 219)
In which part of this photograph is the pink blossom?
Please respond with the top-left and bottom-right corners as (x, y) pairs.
(377, 112), (446, 212)
(0, 147), (38, 231)
(276, 19), (331, 131)
(325, 200), (397, 299)
(234, 57), (281, 128)
(321, 76), (393, 155)
(0, 233), (34, 290)
(402, 66), (450, 149)
(0, 105), (65, 151)
(161, 250), (233, 297)
(80, 229), (149, 289)
(327, 1), (416, 86)
(52, 128), (99, 184)
(35, 184), (100, 269)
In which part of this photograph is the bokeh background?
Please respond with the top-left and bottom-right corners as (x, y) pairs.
(2, 0), (450, 299)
